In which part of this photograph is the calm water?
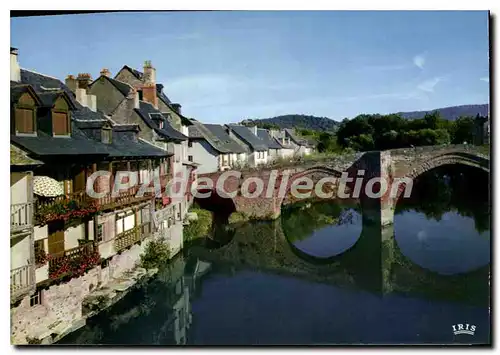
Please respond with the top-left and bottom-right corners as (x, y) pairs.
(59, 165), (491, 345)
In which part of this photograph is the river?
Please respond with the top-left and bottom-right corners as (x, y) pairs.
(58, 164), (490, 345)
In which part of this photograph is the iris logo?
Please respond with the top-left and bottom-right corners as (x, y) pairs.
(452, 323), (476, 336)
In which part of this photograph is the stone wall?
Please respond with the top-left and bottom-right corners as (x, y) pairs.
(198, 145), (489, 222)
(10, 234), (162, 345)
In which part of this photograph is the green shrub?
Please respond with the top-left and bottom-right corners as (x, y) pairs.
(184, 208), (213, 242)
(140, 237), (170, 270)
(228, 212), (249, 224)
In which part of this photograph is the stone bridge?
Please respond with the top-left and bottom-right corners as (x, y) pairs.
(197, 144), (489, 226)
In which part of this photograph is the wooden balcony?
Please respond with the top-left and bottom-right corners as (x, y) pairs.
(114, 222), (152, 252)
(96, 185), (153, 212)
(11, 202), (33, 234)
(48, 241), (99, 280)
(35, 186), (155, 224)
(11, 263), (35, 302)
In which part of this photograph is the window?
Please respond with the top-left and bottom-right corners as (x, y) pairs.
(138, 90), (144, 101)
(52, 97), (70, 136)
(188, 155), (193, 162)
(116, 210), (135, 235)
(53, 111), (70, 136)
(96, 223), (104, 243)
(159, 120), (164, 129)
(101, 128), (112, 144)
(30, 289), (43, 307)
(15, 108), (36, 134)
(188, 140), (193, 148)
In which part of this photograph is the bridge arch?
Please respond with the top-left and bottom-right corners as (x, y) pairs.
(393, 151), (490, 204)
(277, 166), (344, 209)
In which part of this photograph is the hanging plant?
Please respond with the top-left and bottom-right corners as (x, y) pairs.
(48, 248), (101, 280)
(35, 199), (100, 226)
(35, 248), (51, 267)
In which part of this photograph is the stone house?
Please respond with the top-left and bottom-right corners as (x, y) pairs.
(89, 61), (198, 218)
(188, 121), (248, 174)
(256, 128), (284, 162)
(271, 128), (314, 157)
(226, 125), (269, 167)
(10, 48), (185, 344)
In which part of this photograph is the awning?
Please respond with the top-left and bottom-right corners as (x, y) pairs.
(33, 176), (64, 197)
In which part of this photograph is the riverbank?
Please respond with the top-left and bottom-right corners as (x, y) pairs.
(11, 233), (171, 345)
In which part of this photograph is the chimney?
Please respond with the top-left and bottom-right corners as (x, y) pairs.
(100, 68), (111, 78)
(127, 87), (140, 110)
(76, 88), (88, 107)
(252, 125), (258, 136)
(87, 94), (97, 112)
(10, 47), (20, 82)
(77, 73), (92, 91)
(65, 74), (77, 92)
(142, 82), (158, 108)
(171, 103), (182, 115)
(143, 60), (156, 85)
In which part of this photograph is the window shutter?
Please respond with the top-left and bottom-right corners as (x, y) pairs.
(15, 108), (34, 133)
(53, 112), (68, 135)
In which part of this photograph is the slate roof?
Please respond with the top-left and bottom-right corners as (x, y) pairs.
(134, 101), (188, 141)
(123, 65), (144, 80)
(156, 84), (172, 104)
(227, 125), (268, 151)
(107, 129), (170, 158)
(15, 70), (167, 159)
(203, 124), (247, 154)
(37, 91), (76, 109)
(20, 69), (76, 104)
(72, 104), (169, 159)
(11, 128), (110, 157)
(284, 128), (308, 146)
(10, 83), (41, 105)
(257, 129), (283, 149)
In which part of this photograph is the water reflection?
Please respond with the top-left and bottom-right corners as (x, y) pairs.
(281, 200), (363, 258)
(394, 164), (490, 275)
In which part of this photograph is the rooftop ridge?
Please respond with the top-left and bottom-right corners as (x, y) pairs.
(21, 68), (61, 81)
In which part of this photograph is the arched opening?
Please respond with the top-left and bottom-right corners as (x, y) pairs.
(281, 198), (363, 261)
(393, 162), (490, 276)
(192, 191), (237, 248)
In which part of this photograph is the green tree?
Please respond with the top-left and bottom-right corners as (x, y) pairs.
(451, 116), (475, 144)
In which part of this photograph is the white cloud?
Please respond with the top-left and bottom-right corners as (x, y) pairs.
(417, 77), (443, 92)
(413, 53), (426, 69)
(480, 77), (490, 83)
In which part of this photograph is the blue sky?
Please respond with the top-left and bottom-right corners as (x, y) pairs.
(11, 11), (490, 123)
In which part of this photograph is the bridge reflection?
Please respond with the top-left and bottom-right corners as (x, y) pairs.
(188, 193), (489, 307)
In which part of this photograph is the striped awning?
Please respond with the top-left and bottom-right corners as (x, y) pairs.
(33, 176), (64, 197)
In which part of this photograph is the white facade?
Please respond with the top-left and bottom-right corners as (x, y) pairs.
(10, 170), (35, 303)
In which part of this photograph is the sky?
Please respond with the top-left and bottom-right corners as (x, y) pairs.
(11, 11), (490, 123)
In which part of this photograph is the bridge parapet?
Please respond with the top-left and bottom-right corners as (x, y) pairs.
(197, 145), (489, 222)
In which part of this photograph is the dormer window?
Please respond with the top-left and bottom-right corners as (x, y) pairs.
(102, 127), (112, 144)
(52, 97), (71, 136)
(14, 93), (37, 135)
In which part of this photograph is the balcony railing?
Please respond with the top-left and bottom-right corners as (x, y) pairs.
(48, 241), (99, 280)
(97, 185), (153, 211)
(11, 202), (33, 233)
(11, 264), (35, 302)
(114, 222), (152, 252)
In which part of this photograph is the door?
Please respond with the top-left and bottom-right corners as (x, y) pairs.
(48, 221), (65, 255)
